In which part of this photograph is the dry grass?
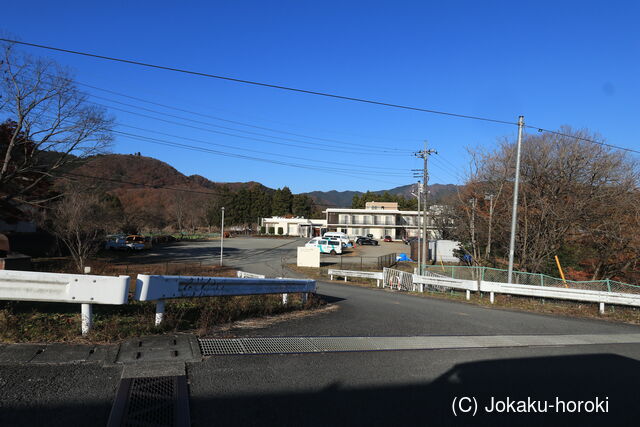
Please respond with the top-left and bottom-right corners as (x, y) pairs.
(0, 259), (326, 344)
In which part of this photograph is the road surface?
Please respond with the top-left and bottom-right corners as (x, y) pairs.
(1, 238), (639, 426)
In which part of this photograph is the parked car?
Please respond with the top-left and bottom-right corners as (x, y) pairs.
(356, 237), (378, 246)
(383, 236), (393, 242)
(323, 232), (351, 247)
(105, 235), (128, 250)
(326, 236), (349, 248)
(305, 238), (343, 255)
(125, 235), (146, 251)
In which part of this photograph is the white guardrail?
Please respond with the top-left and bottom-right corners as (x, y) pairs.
(135, 274), (317, 325)
(328, 269), (383, 287)
(336, 268), (640, 313)
(0, 270), (130, 335)
(236, 271), (266, 279)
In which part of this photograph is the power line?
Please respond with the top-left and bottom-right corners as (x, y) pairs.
(4, 39), (638, 155)
(37, 112), (411, 185)
(91, 93), (408, 155)
(1, 38), (517, 126)
(109, 130), (410, 184)
(74, 80), (415, 151)
(99, 100), (409, 158)
(526, 125), (640, 155)
(17, 74), (408, 157)
(113, 124), (409, 173)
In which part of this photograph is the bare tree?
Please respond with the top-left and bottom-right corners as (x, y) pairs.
(0, 41), (112, 205)
(171, 191), (187, 232)
(47, 184), (121, 272)
(454, 126), (639, 281)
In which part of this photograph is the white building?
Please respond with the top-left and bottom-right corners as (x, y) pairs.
(324, 202), (445, 241)
(261, 217), (327, 238)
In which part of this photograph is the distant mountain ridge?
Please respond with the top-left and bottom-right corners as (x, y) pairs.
(303, 183), (460, 208)
(69, 154), (458, 210)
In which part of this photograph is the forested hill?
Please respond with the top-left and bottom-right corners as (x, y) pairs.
(71, 154), (272, 193)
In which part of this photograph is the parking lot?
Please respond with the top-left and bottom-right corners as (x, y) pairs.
(350, 240), (409, 258)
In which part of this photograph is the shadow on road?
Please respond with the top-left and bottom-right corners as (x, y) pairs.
(2, 354), (637, 426)
(114, 246), (241, 264)
(189, 353), (639, 426)
(316, 293), (346, 304)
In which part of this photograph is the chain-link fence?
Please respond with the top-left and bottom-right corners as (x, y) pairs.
(423, 265), (640, 295)
(324, 253), (397, 270)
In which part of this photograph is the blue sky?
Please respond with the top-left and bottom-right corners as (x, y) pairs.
(2, 1), (638, 193)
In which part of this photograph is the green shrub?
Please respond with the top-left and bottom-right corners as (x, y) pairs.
(277, 227), (284, 235)
(260, 226), (266, 234)
(268, 227), (275, 234)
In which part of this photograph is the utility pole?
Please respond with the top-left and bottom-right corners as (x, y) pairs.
(507, 116), (525, 284)
(469, 197), (477, 260)
(220, 207), (225, 266)
(415, 141), (437, 274)
(411, 182), (423, 274)
(484, 194), (495, 259)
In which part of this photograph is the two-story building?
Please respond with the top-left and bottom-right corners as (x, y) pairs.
(324, 201), (444, 240)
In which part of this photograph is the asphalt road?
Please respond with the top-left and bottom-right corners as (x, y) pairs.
(2, 237), (640, 426)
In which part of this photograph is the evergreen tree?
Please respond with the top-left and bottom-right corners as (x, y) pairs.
(292, 194), (314, 217)
(271, 187), (293, 216)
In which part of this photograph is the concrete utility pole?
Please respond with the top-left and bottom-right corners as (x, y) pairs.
(411, 182), (423, 273)
(507, 116), (525, 284)
(415, 141), (437, 274)
(220, 207), (225, 266)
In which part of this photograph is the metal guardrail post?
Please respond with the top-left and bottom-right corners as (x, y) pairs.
(301, 293), (308, 305)
(81, 303), (92, 336)
(282, 293), (288, 305)
(155, 300), (165, 326)
(599, 302), (605, 314)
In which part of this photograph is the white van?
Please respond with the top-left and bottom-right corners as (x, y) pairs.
(323, 232), (351, 246)
(305, 238), (343, 255)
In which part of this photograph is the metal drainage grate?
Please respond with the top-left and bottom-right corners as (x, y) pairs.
(199, 334), (640, 356)
(309, 337), (378, 352)
(241, 337), (318, 354)
(198, 338), (247, 355)
(198, 337), (384, 356)
(107, 376), (190, 427)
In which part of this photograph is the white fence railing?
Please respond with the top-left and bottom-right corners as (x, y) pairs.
(236, 271), (266, 279)
(0, 270), (130, 335)
(328, 269), (383, 287)
(383, 268), (415, 291)
(135, 274), (317, 325)
(334, 268), (640, 313)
